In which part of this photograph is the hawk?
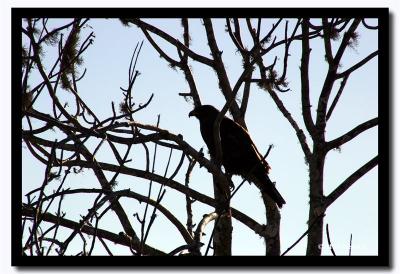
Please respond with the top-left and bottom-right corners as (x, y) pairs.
(189, 104), (285, 208)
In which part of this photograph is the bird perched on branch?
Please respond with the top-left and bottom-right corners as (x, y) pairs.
(189, 104), (286, 208)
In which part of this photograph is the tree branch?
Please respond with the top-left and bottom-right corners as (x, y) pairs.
(127, 18), (214, 67)
(300, 18), (317, 139)
(333, 19), (362, 65)
(316, 19), (362, 135)
(322, 18), (334, 66)
(262, 85), (313, 162)
(22, 204), (166, 255)
(324, 155), (378, 208)
(326, 75), (349, 121)
(141, 27), (181, 67)
(327, 117), (378, 150)
(23, 131), (268, 239)
(179, 18), (202, 107)
(225, 18), (245, 54)
(29, 188), (194, 246)
(203, 18), (244, 126)
(326, 223), (336, 256)
(336, 50), (378, 79)
(193, 212), (219, 255)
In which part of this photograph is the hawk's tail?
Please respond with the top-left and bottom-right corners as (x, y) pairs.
(250, 172), (286, 208)
(262, 181), (286, 208)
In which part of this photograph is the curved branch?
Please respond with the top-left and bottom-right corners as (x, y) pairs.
(326, 223), (336, 256)
(278, 19), (301, 85)
(127, 18), (214, 67)
(362, 19), (378, 30)
(27, 29), (81, 127)
(24, 113), (269, 240)
(141, 27), (181, 67)
(226, 18), (245, 53)
(24, 132), (268, 238)
(29, 188), (194, 246)
(23, 112), (140, 246)
(58, 159), (266, 237)
(22, 204), (166, 255)
(24, 130), (268, 238)
(261, 27), (323, 55)
(37, 20), (77, 44)
(193, 212), (219, 254)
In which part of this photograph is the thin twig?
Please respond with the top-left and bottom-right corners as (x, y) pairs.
(281, 213), (325, 256)
(140, 115), (160, 254)
(326, 223), (336, 256)
(185, 157), (197, 236)
(349, 233), (353, 256)
(204, 214), (223, 256)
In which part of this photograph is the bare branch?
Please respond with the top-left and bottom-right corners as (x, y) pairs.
(262, 85), (312, 162)
(316, 19), (362, 134)
(333, 19), (362, 65)
(349, 233), (353, 256)
(185, 157), (197, 237)
(362, 19), (378, 30)
(203, 18), (244, 126)
(327, 117), (378, 150)
(322, 18), (334, 66)
(22, 204), (166, 255)
(36, 156), (266, 238)
(324, 155), (378, 208)
(277, 19), (301, 86)
(225, 18), (245, 53)
(193, 212), (219, 255)
(326, 223), (336, 256)
(281, 213), (325, 256)
(326, 75), (349, 121)
(260, 18), (283, 45)
(141, 27), (181, 67)
(127, 18), (214, 67)
(179, 18), (202, 107)
(336, 50), (378, 79)
(30, 188), (194, 246)
(261, 26), (323, 55)
(300, 18), (317, 139)
(140, 116), (161, 253)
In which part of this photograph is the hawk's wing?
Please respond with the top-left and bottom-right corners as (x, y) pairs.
(221, 117), (271, 173)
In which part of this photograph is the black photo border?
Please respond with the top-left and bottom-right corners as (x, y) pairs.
(12, 7), (390, 268)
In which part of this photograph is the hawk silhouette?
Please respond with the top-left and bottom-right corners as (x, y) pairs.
(189, 104), (285, 208)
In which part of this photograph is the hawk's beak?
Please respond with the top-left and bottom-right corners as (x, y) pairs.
(188, 109), (197, 118)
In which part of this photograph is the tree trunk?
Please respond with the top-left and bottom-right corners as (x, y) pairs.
(212, 174), (232, 256)
(262, 193), (281, 256)
(306, 147), (326, 256)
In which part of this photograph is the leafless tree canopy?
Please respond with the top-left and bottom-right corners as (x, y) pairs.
(21, 17), (378, 256)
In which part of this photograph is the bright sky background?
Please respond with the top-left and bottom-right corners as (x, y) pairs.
(20, 17), (379, 257)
